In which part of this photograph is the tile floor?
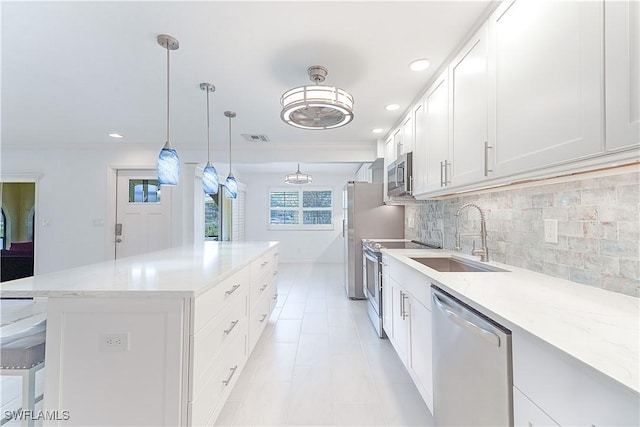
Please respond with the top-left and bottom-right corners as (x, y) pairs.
(215, 263), (434, 426)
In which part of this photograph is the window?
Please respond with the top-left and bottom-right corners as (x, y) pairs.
(269, 188), (333, 230)
(128, 179), (161, 203)
(204, 192), (220, 241)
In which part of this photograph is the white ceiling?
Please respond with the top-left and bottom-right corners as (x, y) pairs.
(1, 0), (494, 170)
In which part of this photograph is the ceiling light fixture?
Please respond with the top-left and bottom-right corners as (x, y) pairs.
(108, 133), (123, 139)
(156, 34), (180, 186)
(200, 82), (218, 195)
(372, 128), (384, 134)
(385, 104), (400, 111)
(223, 111), (238, 199)
(281, 65), (354, 130)
(285, 163), (313, 185)
(409, 58), (431, 71)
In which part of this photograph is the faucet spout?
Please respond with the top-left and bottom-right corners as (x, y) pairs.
(454, 202), (489, 262)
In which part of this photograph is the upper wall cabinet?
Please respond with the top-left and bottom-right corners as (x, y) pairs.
(605, 0), (640, 151)
(422, 71), (450, 194)
(489, 0), (604, 177)
(412, 100), (427, 195)
(448, 23), (491, 186)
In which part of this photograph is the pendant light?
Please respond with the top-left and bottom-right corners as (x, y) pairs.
(285, 164), (313, 185)
(200, 83), (219, 194)
(156, 34), (180, 186)
(223, 111), (238, 199)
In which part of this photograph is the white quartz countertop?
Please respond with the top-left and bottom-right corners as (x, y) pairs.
(381, 248), (640, 394)
(0, 241), (278, 298)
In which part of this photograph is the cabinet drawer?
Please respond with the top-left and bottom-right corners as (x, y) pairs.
(191, 331), (246, 427)
(513, 330), (639, 426)
(194, 266), (250, 333)
(249, 287), (273, 352)
(251, 249), (278, 282)
(192, 292), (248, 397)
(250, 272), (276, 311)
(388, 257), (432, 309)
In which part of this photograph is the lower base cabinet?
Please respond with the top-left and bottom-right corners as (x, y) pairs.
(513, 386), (559, 427)
(408, 297), (433, 411)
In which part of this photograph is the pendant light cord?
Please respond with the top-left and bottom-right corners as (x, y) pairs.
(228, 115), (232, 169)
(206, 89), (211, 163)
(166, 46), (170, 144)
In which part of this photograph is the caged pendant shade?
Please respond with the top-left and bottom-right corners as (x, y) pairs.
(224, 111), (238, 199)
(200, 83), (219, 195)
(285, 164), (312, 185)
(156, 34), (181, 186)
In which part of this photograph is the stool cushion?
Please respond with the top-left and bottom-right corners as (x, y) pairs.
(1, 319), (46, 369)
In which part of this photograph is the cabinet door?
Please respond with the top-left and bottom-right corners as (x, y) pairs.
(412, 99), (427, 195)
(384, 135), (396, 165)
(449, 23), (490, 186)
(381, 256), (393, 337)
(408, 297), (434, 413)
(424, 71), (450, 192)
(389, 277), (409, 364)
(513, 387), (560, 427)
(490, 0), (603, 176)
(402, 113), (414, 154)
(605, 0), (640, 150)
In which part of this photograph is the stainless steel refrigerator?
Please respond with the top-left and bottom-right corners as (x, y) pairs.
(343, 182), (404, 299)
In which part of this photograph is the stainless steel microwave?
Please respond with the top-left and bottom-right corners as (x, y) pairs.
(387, 152), (413, 197)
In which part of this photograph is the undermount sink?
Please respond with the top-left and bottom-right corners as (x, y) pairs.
(409, 257), (508, 273)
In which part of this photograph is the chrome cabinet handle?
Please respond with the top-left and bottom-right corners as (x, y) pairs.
(402, 293), (409, 320)
(273, 270), (278, 277)
(440, 161), (445, 187)
(259, 284), (269, 291)
(259, 313), (268, 323)
(432, 293), (500, 347)
(272, 294), (278, 300)
(225, 284), (241, 295)
(224, 320), (239, 335)
(261, 261), (269, 268)
(444, 160), (451, 185)
(399, 290), (405, 319)
(484, 141), (493, 176)
(222, 365), (238, 386)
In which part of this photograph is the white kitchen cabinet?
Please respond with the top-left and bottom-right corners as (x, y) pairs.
(382, 254), (393, 337)
(407, 296), (434, 413)
(384, 135), (396, 165)
(388, 276), (409, 365)
(393, 127), (403, 159)
(422, 71), (450, 194)
(411, 99), (427, 195)
(401, 113), (414, 154)
(489, 0), (603, 177)
(513, 386), (559, 427)
(449, 23), (491, 186)
(512, 329), (640, 426)
(605, 0), (640, 151)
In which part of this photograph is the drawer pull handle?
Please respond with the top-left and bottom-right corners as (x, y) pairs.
(261, 261), (269, 268)
(225, 284), (241, 295)
(224, 320), (239, 335)
(259, 313), (268, 323)
(273, 270), (278, 277)
(260, 284), (269, 291)
(222, 365), (238, 386)
(272, 294), (278, 300)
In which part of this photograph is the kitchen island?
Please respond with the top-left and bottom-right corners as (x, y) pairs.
(0, 241), (279, 426)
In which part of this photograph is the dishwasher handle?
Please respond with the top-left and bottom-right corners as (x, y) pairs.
(432, 292), (501, 347)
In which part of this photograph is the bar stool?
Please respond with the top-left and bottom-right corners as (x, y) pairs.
(0, 319), (46, 427)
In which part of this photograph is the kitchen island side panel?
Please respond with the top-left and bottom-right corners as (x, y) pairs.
(43, 297), (187, 426)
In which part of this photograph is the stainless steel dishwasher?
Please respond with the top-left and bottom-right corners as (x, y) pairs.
(431, 285), (513, 426)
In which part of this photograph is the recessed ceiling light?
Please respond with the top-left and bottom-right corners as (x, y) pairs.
(385, 104), (400, 111)
(409, 59), (431, 71)
(108, 133), (123, 139)
(372, 128), (384, 134)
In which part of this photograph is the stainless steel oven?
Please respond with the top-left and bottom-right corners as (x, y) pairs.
(362, 239), (441, 338)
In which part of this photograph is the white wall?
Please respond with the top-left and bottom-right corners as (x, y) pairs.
(242, 171), (356, 263)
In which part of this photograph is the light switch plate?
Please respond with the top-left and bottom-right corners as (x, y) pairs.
(544, 219), (558, 244)
(100, 333), (129, 352)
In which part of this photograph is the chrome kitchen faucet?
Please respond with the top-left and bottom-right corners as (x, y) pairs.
(454, 202), (489, 262)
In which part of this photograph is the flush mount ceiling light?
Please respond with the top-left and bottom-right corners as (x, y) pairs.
(385, 104), (400, 111)
(156, 34), (180, 186)
(281, 65), (354, 130)
(223, 111), (238, 199)
(285, 163), (313, 185)
(409, 58), (431, 71)
(200, 82), (219, 195)
(108, 133), (123, 139)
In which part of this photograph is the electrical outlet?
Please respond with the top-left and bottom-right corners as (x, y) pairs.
(100, 333), (129, 352)
(408, 216), (415, 228)
(544, 219), (558, 244)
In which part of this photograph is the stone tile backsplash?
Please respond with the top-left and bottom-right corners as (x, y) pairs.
(405, 168), (640, 297)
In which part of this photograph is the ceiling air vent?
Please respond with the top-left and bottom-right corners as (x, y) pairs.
(241, 134), (270, 142)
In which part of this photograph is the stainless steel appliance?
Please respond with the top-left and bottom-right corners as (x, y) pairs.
(362, 239), (440, 337)
(431, 285), (513, 426)
(343, 182), (404, 299)
(387, 152), (413, 197)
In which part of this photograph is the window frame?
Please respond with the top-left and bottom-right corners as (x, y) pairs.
(268, 187), (334, 231)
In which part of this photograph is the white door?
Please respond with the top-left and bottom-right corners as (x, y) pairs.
(115, 169), (172, 259)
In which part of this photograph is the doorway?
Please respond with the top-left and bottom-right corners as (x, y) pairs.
(204, 185), (232, 241)
(0, 182), (36, 282)
(115, 169), (172, 259)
